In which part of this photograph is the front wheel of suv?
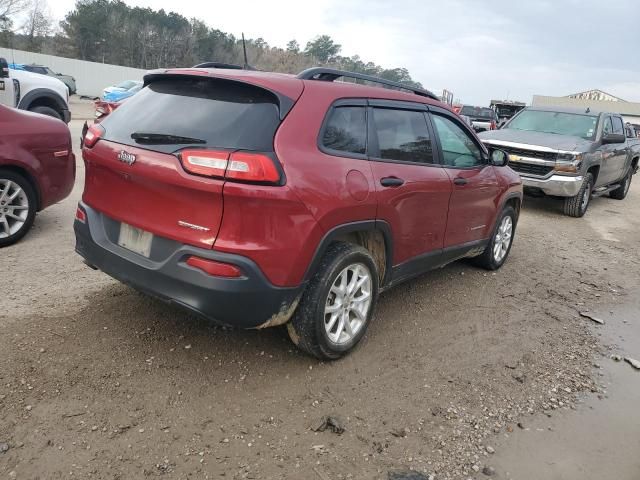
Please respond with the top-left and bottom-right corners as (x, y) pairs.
(287, 242), (379, 360)
(563, 172), (593, 217)
(473, 205), (517, 271)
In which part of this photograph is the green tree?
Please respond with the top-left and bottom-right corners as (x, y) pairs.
(304, 34), (341, 63)
(286, 39), (299, 53)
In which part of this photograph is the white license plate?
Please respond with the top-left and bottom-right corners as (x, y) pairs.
(118, 223), (153, 257)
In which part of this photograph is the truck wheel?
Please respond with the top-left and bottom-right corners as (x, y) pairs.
(563, 173), (593, 217)
(0, 170), (37, 247)
(473, 205), (517, 271)
(30, 106), (62, 121)
(609, 170), (632, 200)
(287, 242), (379, 360)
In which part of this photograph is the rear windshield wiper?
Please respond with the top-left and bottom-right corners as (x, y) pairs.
(131, 132), (206, 145)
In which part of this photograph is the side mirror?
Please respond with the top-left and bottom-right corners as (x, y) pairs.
(602, 133), (625, 145)
(0, 58), (9, 78)
(490, 148), (510, 167)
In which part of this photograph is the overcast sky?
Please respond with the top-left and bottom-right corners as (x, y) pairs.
(46, 0), (640, 105)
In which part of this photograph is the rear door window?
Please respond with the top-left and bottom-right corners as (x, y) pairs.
(370, 108), (434, 163)
(101, 77), (282, 154)
(321, 106), (367, 155)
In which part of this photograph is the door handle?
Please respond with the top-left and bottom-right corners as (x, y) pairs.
(454, 177), (468, 186)
(380, 177), (405, 187)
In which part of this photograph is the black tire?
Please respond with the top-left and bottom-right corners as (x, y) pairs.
(29, 105), (62, 121)
(287, 242), (379, 360)
(609, 170), (632, 200)
(563, 172), (593, 217)
(0, 170), (37, 247)
(473, 205), (517, 271)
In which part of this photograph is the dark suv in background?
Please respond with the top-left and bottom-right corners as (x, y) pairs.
(459, 105), (498, 132)
(75, 67), (522, 359)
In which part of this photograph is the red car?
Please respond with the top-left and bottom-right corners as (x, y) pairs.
(75, 67), (522, 359)
(0, 105), (75, 246)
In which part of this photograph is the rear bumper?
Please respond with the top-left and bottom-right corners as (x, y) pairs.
(522, 174), (583, 197)
(74, 203), (303, 329)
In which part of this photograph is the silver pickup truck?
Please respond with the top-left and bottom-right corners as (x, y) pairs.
(479, 106), (640, 217)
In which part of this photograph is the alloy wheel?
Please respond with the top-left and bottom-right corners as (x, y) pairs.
(0, 179), (29, 239)
(581, 181), (592, 212)
(493, 215), (513, 263)
(324, 263), (373, 345)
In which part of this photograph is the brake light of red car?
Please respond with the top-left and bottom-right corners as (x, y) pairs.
(186, 256), (242, 278)
(180, 150), (280, 183)
(84, 124), (105, 148)
(181, 150), (229, 177)
(226, 152), (280, 183)
(75, 206), (87, 223)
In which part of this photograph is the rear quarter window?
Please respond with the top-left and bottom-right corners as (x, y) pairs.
(100, 77), (282, 154)
(321, 106), (367, 155)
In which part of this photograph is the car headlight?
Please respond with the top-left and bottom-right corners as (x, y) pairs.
(555, 152), (583, 173)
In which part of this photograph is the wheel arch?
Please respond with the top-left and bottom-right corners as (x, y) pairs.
(17, 88), (67, 117)
(587, 164), (600, 184)
(499, 191), (522, 221)
(303, 220), (394, 287)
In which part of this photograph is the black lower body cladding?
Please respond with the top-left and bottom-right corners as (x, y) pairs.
(74, 203), (303, 328)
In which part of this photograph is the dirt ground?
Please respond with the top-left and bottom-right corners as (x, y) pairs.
(1, 118), (639, 480)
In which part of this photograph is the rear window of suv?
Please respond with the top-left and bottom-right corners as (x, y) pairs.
(100, 77), (282, 154)
(460, 106), (495, 119)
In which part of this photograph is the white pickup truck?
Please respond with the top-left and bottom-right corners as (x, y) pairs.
(0, 57), (71, 123)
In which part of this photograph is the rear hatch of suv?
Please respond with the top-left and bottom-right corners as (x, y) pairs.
(82, 71), (302, 249)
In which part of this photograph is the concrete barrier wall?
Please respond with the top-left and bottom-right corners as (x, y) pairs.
(0, 47), (147, 98)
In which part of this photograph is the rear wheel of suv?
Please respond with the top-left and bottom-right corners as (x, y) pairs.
(473, 205), (516, 271)
(609, 170), (632, 200)
(287, 242), (379, 360)
(563, 172), (593, 217)
(0, 170), (37, 247)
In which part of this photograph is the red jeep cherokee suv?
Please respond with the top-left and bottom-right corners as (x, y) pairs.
(75, 67), (522, 359)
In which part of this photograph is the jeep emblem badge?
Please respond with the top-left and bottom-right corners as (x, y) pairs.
(118, 150), (136, 165)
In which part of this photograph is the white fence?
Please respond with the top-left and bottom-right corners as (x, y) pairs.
(0, 47), (147, 98)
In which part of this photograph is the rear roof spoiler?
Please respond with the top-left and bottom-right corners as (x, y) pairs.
(143, 70), (296, 120)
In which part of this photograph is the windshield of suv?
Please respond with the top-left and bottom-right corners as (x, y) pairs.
(460, 106), (494, 119)
(101, 76), (282, 154)
(507, 110), (598, 140)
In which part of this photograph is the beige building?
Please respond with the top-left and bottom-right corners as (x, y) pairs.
(532, 89), (640, 125)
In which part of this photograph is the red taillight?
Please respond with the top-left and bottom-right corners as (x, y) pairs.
(181, 149), (229, 177)
(84, 124), (105, 148)
(226, 152), (280, 183)
(180, 150), (280, 184)
(75, 206), (86, 223)
(186, 256), (242, 278)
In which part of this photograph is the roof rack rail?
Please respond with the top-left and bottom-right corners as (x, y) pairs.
(192, 62), (246, 70)
(297, 67), (439, 101)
